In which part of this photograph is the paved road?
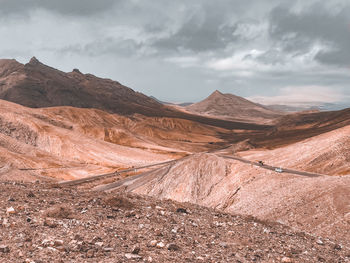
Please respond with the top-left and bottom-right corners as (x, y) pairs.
(58, 146), (224, 187)
(95, 165), (173, 192)
(58, 159), (178, 186)
(219, 155), (324, 178)
(59, 147), (326, 188)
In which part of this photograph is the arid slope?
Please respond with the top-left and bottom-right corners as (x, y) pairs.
(186, 90), (282, 124)
(240, 124), (350, 176)
(0, 58), (271, 131)
(0, 100), (184, 181)
(0, 58), (164, 116)
(112, 126), (350, 245)
(0, 98), (237, 181)
(1, 181), (348, 262)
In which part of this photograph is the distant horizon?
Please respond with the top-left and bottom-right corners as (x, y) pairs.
(5, 55), (350, 111)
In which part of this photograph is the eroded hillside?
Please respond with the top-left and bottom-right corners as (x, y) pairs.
(0, 181), (348, 262)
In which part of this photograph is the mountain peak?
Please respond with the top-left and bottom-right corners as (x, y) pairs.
(28, 56), (40, 65)
(72, 68), (82, 74)
(211, 90), (224, 96)
(186, 90), (281, 123)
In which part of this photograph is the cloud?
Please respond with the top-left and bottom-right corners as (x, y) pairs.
(165, 56), (200, 68)
(0, 0), (120, 16)
(268, 2), (350, 67)
(0, 0), (349, 106)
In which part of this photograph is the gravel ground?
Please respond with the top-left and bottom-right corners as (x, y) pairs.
(0, 181), (349, 263)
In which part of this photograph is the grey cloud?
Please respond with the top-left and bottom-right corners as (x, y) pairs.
(0, 0), (119, 16)
(315, 49), (350, 66)
(59, 38), (142, 57)
(268, 2), (350, 66)
(1, 0), (350, 107)
(153, 16), (230, 52)
(150, 0), (264, 53)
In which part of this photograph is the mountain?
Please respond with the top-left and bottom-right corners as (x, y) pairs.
(266, 102), (350, 112)
(150, 96), (193, 107)
(0, 98), (238, 181)
(0, 99), (182, 181)
(266, 104), (320, 112)
(0, 57), (167, 116)
(0, 58), (271, 131)
(186, 90), (283, 124)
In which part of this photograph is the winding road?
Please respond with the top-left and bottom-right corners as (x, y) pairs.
(219, 155), (324, 177)
(58, 148), (326, 190)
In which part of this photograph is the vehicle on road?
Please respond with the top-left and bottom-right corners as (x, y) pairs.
(258, 161), (264, 166)
(275, 167), (283, 173)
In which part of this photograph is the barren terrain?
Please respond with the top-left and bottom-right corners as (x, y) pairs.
(107, 127), (350, 246)
(1, 57), (350, 263)
(185, 90), (282, 124)
(0, 181), (349, 262)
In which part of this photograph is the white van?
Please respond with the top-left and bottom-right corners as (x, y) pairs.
(275, 168), (283, 173)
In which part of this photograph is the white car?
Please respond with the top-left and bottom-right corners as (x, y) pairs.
(275, 167), (283, 173)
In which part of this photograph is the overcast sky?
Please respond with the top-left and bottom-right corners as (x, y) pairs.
(1, 0), (349, 107)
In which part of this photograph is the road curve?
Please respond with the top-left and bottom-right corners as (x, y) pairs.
(58, 159), (178, 186)
(58, 148), (327, 188)
(219, 155), (325, 177)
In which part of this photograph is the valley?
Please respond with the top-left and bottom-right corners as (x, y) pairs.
(0, 58), (349, 262)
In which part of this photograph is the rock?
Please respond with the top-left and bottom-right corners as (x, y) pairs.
(334, 244), (342, 250)
(103, 247), (113, 252)
(125, 253), (142, 259)
(72, 68), (82, 74)
(316, 239), (324, 245)
(86, 249), (95, 258)
(167, 243), (180, 251)
(0, 245), (10, 253)
(219, 242), (228, 248)
(6, 206), (16, 215)
(41, 239), (53, 247)
(149, 240), (157, 247)
(281, 256), (293, 263)
(95, 242), (104, 247)
(74, 234), (83, 241)
(156, 242), (165, 248)
(44, 205), (73, 219)
(47, 246), (58, 252)
(131, 245), (140, 254)
(53, 240), (64, 247)
(176, 208), (188, 214)
(56, 246), (66, 252)
(196, 256), (205, 260)
(27, 192), (35, 198)
(44, 218), (57, 228)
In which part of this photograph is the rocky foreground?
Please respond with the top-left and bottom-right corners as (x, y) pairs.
(0, 181), (349, 263)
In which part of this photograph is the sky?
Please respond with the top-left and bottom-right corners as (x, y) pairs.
(1, 0), (350, 108)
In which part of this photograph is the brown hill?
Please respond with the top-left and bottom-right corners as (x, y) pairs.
(240, 124), (350, 176)
(186, 90), (282, 124)
(0, 58), (270, 131)
(113, 152), (350, 246)
(0, 57), (165, 116)
(109, 126), (350, 245)
(248, 108), (350, 149)
(0, 99), (235, 181)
